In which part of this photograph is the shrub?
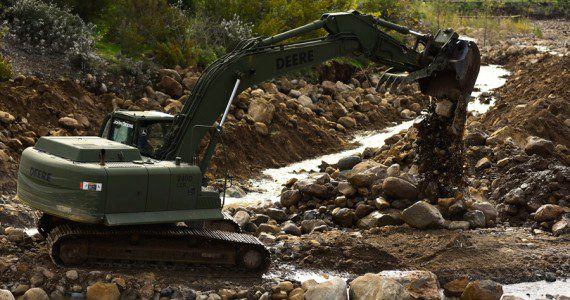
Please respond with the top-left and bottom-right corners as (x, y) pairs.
(155, 39), (219, 69)
(102, 0), (189, 57)
(190, 14), (254, 52)
(0, 56), (12, 81)
(6, 0), (95, 56)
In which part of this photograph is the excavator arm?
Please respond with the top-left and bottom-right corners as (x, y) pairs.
(156, 11), (480, 174)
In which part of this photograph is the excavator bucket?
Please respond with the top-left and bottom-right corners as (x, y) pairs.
(418, 39), (481, 99)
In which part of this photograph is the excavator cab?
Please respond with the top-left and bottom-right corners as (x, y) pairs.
(99, 111), (174, 158)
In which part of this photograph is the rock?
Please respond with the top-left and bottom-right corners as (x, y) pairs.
(435, 99), (454, 117)
(338, 116), (357, 128)
(386, 164), (400, 177)
(282, 223), (301, 236)
(331, 102), (348, 118)
(295, 181), (329, 198)
(22, 288), (48, 300)
(160, 76), (184, 98)
(30, 274), (44, 286)
(254, 122), (269, 135)
(475, 157), (492, 170)
(321, 81), (337, 95)
(504, 188), (526, 205)
(0, 111), (15, 124)
(337, 182), (356, 196)
(524, 136), (554, 157)
(332, 208), (356, 227)
(280, 190), (302, 207)
(401, 201), (444, 229)
(256, 223), (281, 235)
(301, 219), (326, 233)
(86, 283), (120, 300)
(6, 227), (25, 243)
(374, 197), (390, 210)
(226, 186), (246, 198)
(7, 138), (23, 151)
(65, 270), (79, 280)
(349, 270), (440, 300)
(552, 219), (569, 235)
(304, 277), (347, 300)
(289, 89), (302, 98)
(153, 91), (170, 105)
(464, 210), (486, 228)
(296, 95), (314, 108)
(336, 156), (362, 170)
(347, 172), (375, 188)
(355, 203), (375, 219)
(158, 69), (182, 83)
(464, 131), (488, 146)
(248, 98), (275, 125)
(461, 280), (503, 300)
(356, 211), (388, 229)
(278, 281), (294, 293)
(500, 296), (526, 300)
(382, 177), (419, 200)
(164, 99), (183, 114)
(258, 232), (277, 244)
(58, 117), (80, 129)
(400, 109), (415, 118)
(444, 277), (469, 297)
(233, 211), (251, 228)
(182, 76), (199, 90)
(470, 202), (498, 226)
(0, 290), (14, 300)
(534, 204), (564, 222)
(266, 208), (288, 223)
(447, 220), (471, 230)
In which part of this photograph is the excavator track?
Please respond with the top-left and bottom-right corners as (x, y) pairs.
(47, 224), (270, 274)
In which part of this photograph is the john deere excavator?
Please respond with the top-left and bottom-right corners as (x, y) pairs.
(16, 11), (480, 272)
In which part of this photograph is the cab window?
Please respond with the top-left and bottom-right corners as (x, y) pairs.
(138, 121), (171, 157)
(110, 119), (135, 145)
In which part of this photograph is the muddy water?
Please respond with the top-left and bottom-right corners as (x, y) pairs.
(225, 65), (510, 206)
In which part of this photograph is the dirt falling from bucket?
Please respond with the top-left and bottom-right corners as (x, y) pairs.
(415, 95), (468, 201)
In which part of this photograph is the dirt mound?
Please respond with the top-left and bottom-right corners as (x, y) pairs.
(479, 53), (569, 148)
(0, 77), (109, 192)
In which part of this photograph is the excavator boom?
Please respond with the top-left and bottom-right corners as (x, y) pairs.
(157, 11), (480, 173)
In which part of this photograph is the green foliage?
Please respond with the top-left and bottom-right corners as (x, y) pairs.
(0, 55), (12, 82)
(6, 0), (95, 55)
(102, 0), (189, 57)
(356, 0), (418, 23)
(155, 39), (218, 68)
(48, 0), (112, 22)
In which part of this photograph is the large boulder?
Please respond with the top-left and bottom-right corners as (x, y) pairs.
(280, 190), (302, 207)
(0, 290), (14, 300)
(460, 280), (503, 300)
(382, 177), (419, 201)
(158, 69), (182, 83)
(524, 136), (554, 157)
(22, 288), (48, 300)
(332, 208), (356, 227)
(401, 201), (444, 229)
(0, 111), (15, 124)
(470, 202), (498, 226)
(356, 211), (403, 229)
(464, 210), (486, 229)
(86, 283), (120, 300)
(349, 270), (440, 300)
(336, 156), (362, 170)
(347, 171), (375, 188)
(534, 204), (564, 222)
(295, 180), (329, 199)
(233, 211), (251, 228)
(248, 98), (275, 125)
(304, 277), (347, 300)
(338, 116), (357, 128)
(160, 76), (184, 98)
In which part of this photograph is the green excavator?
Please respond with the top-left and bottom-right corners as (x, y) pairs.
(16, 11), (480, 272)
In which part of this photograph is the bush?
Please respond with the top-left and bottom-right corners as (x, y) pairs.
(6, 0), (95, 55)
(190, 14), (254, 52)
(0, 56), (12, 81)
(102, 0), (189, 57)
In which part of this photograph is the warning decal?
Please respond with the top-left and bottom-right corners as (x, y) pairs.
(80, 182), (103, 192)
